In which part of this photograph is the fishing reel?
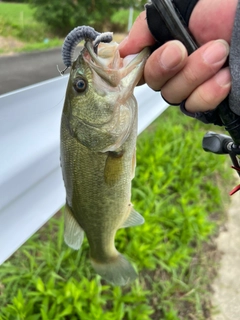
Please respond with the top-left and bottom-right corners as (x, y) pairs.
(202, 132), (240, 195)
(146, 0), (240, 195)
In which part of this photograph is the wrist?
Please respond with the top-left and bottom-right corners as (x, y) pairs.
(189, 0), (238, 44)
(171, 0), (199, 26)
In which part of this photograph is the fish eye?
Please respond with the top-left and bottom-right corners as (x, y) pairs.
(73, 77), (87, 93)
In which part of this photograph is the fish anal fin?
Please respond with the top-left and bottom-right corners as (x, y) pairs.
(104, 150), (124, 186)
(120, 205), (144, 229)
(64, 203), (84, 250)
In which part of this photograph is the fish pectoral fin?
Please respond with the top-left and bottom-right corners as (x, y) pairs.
(104, 150), (124, 186)
(120, 206), (144, 229)
(64, 203), (84, 250)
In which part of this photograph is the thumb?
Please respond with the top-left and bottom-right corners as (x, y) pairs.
(118, 11), (155, 57)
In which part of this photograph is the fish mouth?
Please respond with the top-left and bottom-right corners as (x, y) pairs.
(84, 40), (150, 87)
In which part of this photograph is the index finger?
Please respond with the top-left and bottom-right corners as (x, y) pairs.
(118, 11), (156, 57)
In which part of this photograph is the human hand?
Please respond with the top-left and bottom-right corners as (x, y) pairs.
(119, 0), (237, 113)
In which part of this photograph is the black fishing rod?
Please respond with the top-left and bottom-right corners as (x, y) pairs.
(147, 0), (240, 194)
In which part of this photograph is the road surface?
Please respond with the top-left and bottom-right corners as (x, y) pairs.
(0, 48), (70, 95)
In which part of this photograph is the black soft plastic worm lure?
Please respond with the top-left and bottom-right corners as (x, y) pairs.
(60, 25), (113, 74)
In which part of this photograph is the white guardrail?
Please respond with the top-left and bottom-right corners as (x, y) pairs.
(0, 75), (168, 264)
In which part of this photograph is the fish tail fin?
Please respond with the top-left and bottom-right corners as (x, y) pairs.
(90, 253), (138, 286)
(64, 203), (84, 250)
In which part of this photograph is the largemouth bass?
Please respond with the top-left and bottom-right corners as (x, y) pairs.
(60, 26), (149, 286)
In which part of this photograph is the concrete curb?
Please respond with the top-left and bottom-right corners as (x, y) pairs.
(211, 176), (240, 320)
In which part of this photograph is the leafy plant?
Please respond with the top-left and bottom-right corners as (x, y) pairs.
(110, 9), (141, 32)
(0, 107), (230, 319)
(0, 2), (48, 41)
(30, 0), (145, 36)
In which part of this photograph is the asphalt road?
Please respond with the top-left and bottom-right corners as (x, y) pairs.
(0, 48), (70, 95)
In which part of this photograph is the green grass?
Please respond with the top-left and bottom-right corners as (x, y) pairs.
(0, 2), (35, 22)
(0, 2), (44, 40)
(111, 9), (141, 32)
(0, 3), (138, 54)
(16, 38), (63, 53)
(0, 107), (230, 319)
(0, 2), (61, 53)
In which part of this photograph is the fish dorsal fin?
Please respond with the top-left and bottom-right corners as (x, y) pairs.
(120, 206), (144, 229)
(64, 203), (84, 250)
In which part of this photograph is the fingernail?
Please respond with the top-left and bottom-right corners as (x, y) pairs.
(214, 68), (231, 87)
(203, 40), (229, 65)
(160, 40), (186, 70)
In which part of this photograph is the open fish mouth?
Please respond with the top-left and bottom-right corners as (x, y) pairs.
(60, 25), (149, 86)
(84, 39), (149, 87)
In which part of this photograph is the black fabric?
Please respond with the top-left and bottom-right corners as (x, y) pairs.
(146, 4), (172, 47)
(146, 0), (198, 47)
(161, 94), (181, 106)
(180, 101), (223, 126)
(172, 0), (199, 26)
